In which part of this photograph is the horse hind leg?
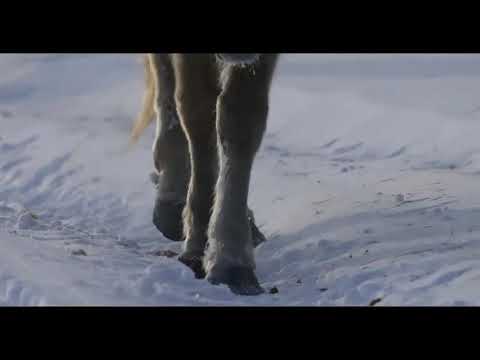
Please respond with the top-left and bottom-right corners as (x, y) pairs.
(149, 54), (190, 241)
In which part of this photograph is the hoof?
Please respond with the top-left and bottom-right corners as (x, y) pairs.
(178, 252), (206, 279)
(152, 198), (185, 242)
(206, 264), (265, 296)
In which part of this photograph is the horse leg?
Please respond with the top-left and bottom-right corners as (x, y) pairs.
(205, 55), (278, 295)
(171, 54), (219, 278)
(149, 54), (191, 241)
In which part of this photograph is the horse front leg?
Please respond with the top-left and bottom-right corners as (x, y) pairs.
(205, 55), (278, 295)
(171, 54), (219, 278)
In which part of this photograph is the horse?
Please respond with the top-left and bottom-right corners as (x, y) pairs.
(131, 54), (278, 295)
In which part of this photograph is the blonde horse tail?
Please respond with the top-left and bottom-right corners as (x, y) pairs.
(130, 54), (156, 145)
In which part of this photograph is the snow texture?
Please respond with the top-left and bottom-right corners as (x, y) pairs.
(2, 54), (480, 305)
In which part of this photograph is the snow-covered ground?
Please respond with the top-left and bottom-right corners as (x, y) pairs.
(2, 54), (480, 305)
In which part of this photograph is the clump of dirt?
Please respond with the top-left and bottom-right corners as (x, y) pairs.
(369, 298), (382, 306)
(72, 249), (87, 256)
(149, 249), (179, 258)
(269, 286), (279, 294)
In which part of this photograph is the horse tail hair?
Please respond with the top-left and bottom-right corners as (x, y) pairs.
(130, 54), (156, 145)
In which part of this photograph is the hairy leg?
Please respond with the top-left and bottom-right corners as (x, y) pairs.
(205, 55), (278, 295)
(149, 54), (191, 241)
(171, 54), (219, 278)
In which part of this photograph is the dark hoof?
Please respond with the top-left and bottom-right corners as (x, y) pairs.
(206, 265), (265, 296)
(178, 253), (206, 279)
(152, 199), (185, 242)
(150, 172), (186, 241)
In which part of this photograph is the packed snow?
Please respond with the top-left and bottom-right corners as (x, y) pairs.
(2, 54), (480, 305)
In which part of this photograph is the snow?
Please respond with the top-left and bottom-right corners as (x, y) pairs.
(2, 53), (480, 305)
